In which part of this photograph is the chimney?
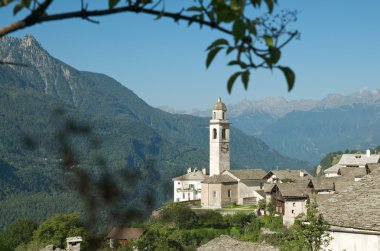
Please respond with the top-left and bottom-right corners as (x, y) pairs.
(366, 149), (371, 157)
(202, 168), (206, 175)
(300, 170), (304, 177)
(187, 167), (191, 174)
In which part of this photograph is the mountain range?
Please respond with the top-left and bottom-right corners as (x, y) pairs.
(0, 35), (311, 230)
(161, 90), (380, 164)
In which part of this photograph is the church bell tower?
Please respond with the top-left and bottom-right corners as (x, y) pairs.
(209, 97), (230, 176)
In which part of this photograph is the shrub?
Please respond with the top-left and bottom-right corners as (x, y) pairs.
(197, 211), (224, 228)
(158, 202), (198, 229)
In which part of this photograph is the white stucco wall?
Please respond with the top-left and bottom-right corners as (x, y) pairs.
(283, 200), (307, 227)
(173, 180), (202, 202)
(326, 228), (380, 251)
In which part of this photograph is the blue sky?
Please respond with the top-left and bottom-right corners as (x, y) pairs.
(1, 1), (379, 109)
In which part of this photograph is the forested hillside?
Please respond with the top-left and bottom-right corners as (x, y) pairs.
(0, 35), (311, 230)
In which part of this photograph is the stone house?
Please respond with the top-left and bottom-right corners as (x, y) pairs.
(270, 181), (314, 226)
(318, 169), (380, 251)
(263, 169), (311, 184)
(324, 150), (380, 177)
(200, 169), (267, 208)
(172, 168), (207, 202)
(223, 169), (266, 205)
(106, 227), (145, 248)
(201, 174), (238, 208)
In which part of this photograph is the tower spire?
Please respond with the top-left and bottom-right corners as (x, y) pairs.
(209, 97), (230, 176)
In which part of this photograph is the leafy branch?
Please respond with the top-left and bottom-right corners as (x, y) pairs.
(0, 0), (299, 92)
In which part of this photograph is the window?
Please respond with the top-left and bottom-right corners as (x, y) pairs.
(222, 129), (226, 139)
(177, 198), (179, 202)
(188, 193), (190, 198)
(291, 210), (295, 214)
(182, 193), (185, 199)
(222, 112), (225, 120)
(227, 189), (232, 198)
(213, 112), (216, 119)
(293, 202), (296, 207)
(189, 184), (195, 189)
(213, 128), (217, 139)
(213, 191), (217, 197)
(177, 182), (180, 185)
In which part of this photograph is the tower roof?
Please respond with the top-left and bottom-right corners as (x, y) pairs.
(212, 97), (227, 111)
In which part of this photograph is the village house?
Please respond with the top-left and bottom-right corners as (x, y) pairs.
(318, 168), (380, 251)
(106, 227), (145, 248)
(323, 150), (380, 177)
(263, 169), (311, 184)
(201, 174), (238, 208)
(172, 167), (207, 202)
(270, 180), (314, 226)
(223, 169), (266, 205)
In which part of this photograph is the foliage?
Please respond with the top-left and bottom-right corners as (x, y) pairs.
(197, 210), (224, 228)
(261, 215), (283, 231)
(224, 212), (255, 228)
(32, 214), (88, 248)
(0, 219), (37, 251)
(0, 0), (298, 92)
(157, 202), (198, 229)
(291, 199), (331, 251)
(257, 199), (266, 209)
(267, 201), (275, 216)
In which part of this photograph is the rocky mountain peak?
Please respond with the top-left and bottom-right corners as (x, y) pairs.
(21, 33), (41, 48)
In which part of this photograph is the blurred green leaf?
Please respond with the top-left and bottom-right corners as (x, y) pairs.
(187, 6), (202, 12)
(22, 0), (30, 8)
(108, 0), (120, 9)
(263, 35), (273, 47)
(231, 0), (244, 11)
(13, 3), (23, 15)
(233, 19), (246, 42)
(206, 47), (223, 68)
(278, 66), (295, 91)
(242, 70), (250, 90)
(226, 46), (235, 55)
(247, 22), (257, 36)
(227, 72), (242, 93)
(264, 0), (274, 13)
(250, 0), (262, 8)
(269, 47), (281, 64)
(207, 38), (229, 50)
(228, 60), (248, 69)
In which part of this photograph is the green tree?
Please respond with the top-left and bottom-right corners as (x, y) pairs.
(157, 202), (197, 229)
(0, 219), (37, 251)
(267, 201), (275, 216)
(32, 213), (88, 248)
(291, 199), (332, 251)
(197, 210), (224, 228)
(0, 0), (298, 93)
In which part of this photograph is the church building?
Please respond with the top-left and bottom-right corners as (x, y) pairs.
(173, 97), (266, 208)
